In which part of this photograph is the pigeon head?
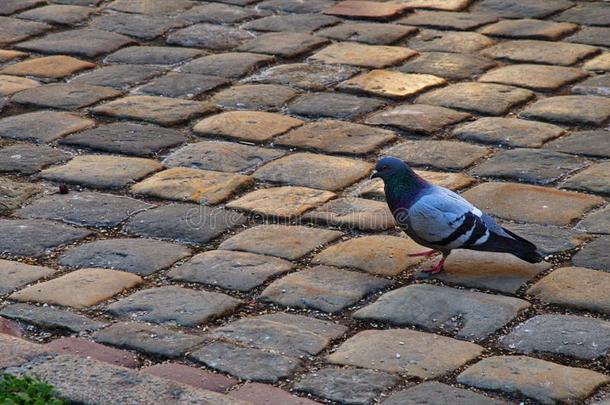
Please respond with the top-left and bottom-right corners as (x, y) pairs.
(373, 156), (412, 181)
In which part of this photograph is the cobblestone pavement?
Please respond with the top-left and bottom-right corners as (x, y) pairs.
(0, 0), (609, 404)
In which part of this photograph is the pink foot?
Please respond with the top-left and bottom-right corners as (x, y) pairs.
(408, 250), (441, 258)
(421, 256), (446, 275)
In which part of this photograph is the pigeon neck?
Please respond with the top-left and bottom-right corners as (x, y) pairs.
(384, 169), (426, 207)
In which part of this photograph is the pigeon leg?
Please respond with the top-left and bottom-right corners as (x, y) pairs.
(421, 255), (447, 274)
(408, 250), (441, 258)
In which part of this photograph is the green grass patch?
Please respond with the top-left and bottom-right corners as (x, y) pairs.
(0, 373), (67, 405)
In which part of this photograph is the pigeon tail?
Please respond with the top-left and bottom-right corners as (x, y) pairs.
(473, 227), (544, 264)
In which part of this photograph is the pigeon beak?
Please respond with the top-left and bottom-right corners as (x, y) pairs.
(371, 170), (380, 179)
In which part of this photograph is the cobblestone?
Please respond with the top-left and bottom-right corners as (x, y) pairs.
(0, 260), (54, 295)
(457, 356), (609, 404)
(0, 178), (41, 215)
(276, 120), (395, 154)
(382, 382), (506, 405)
(16, 28), (134, 57)
(0, 143), (71, 174)
(470, 149), (585, 185)
(212, 84), (297, 111)
(520, 95), (610, 126)
(0, 110), (94, 143)
(0, 74), (39, 96)
(142, 363), (236, 392)
(295, 368), (399, 405)
(454, 117), (564, 148)
(16, 355), (244, 405)
(12, 83), (122, 110)
(253, 152), (371, 191)
(407, 29), (494, 53)
(124, 204), (246, 244)
(0, 303), (104, 333)
(399, 51), (496, 80)
(209, 312), (347, 357)
(0, 219), (92, 257)
(164, 140), (284, 173)
(572, 236), (610, 272)
(90, 13), (188, 41)
(107, 286), (240, 327)
(501, 314), (610, 360)
(478, 64), (586, 91)
(191, 341), (300, 382)
(246, 63), (360, 91)
(194, 111), (303, 143)
(563, 162), (610, 196)
(528, 267), (610, 315)
(1, 55), (94, 78)
(93, 322), (204, 358)
(92, 95), (216, 126)
(230, 383), (321, 405)
(10, 268), (142, 308)
(59, 238), (191, 276)
(169, 250), (293, 291)
(219, 225), (341, 260)
(303, 197), (396, 231)
(313, 235), (424, 276)
(40, 155), (162, 189)
(310, 42), (416, 68)
(545, 130), (610, 158)
(462, 182), (604, 226)
(238, 32), (328, 58)
(355, 284), (530, 340)
(16, 191), (152, 227)
(60, 122), (186, 156)
(260, 265), (390, 313)
(329, 329), (483, 378)
(1, 2), (610, 402)
(318, 23), (416, 45)
(482, 40), (598, 66)
(384, 140), (491, 171)
(429, 250), (550, 294)
(226, 186), (336, 219)
(131, 168), (253, 204)
(45, 337), (138, 368)
(417, 82), (534, 115)
(288, 92), (385, 119)
(366, 104), (470, 134)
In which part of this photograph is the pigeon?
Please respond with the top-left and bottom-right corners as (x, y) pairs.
(373, 156), (543, 274)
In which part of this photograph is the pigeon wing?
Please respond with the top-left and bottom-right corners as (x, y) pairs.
(407, 187), (489, 250)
